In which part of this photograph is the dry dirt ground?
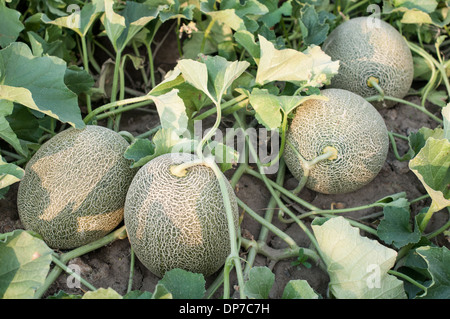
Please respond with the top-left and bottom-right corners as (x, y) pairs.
(1, 27), (449, 299)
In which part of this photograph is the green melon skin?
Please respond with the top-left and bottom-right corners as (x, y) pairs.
(124, 153), (239, 278)
(17, 125), (136, 250)
(322, 17), (414, 108)
(284, 89), (389, 194)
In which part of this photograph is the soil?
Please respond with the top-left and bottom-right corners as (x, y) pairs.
(1, 25), (449, 299)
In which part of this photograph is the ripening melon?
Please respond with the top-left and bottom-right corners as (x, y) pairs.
(322, 17), (414, 108)
(17, 125), (136, 249)
(124, 153), (239, 278)
(283, 89), (389, 194)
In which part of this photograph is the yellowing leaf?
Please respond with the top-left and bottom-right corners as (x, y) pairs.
(312, 217), (407, 299)
(255, 35), (339, 86)
(409, 137), (450, 214)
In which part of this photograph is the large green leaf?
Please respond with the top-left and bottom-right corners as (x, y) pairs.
(0, 230), (53, 299)
(0, 155), (24, 189)
(312, 217), (407, 299)
(416, 246), (450, 299)
(0, 2), (24, 48)
(409, 137), (450, 213)
(158, 268), (206, 299)
(377, 206), (422, 249)
(0, 100), (27, 156)
(298, 4), (330, 46)
(158, 0), (195, 22)
(41, 0), (104, 37)
(102, 0), (158, 52)
(124, 128), (194, 168)
(248, 88), (327, 130)
(255, 35), (339, 86)
(243, 266), (275, 299)
(0, 42), (85, 128)
(259, 0), (292, 28)
(177, 55), (249, 104)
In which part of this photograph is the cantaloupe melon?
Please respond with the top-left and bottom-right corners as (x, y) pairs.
(322, 17), (414, 108)
(283, 89), (389, 194)
(17, 125), (136, 249)
(124, 153), (239, 278)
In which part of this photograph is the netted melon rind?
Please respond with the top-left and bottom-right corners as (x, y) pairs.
(17, 125), (136, 249)
(322, 17), (414, 108)
(124, 153), (239, 278)
(284, 89), (389, 194)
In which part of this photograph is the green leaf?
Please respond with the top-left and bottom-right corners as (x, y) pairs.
(47, 290), (82, 299)
(416, 246), (450, 299)
(182, 16), (234, 59)
(177, 55), (249, 104)
(409, 137), (450, 213)
(312, 216), (407, 299)
(426, 90), (448, 108)
(377, 206), (421, 249)
(0, 230), (53, 299)
(5, 104), (43, 143)
(259, 0), (292, 28)
(123, 290), (153, 299)
(234, 30), (260, 63)
(0, 155), (24, 189)
(0, 100), (27, 156)
(248, 88), (327, 129)
(205, 140), (239, 172)
(82, 287), (122, 299)
(158, 0), (195, 22)
(408, 127), (444, 159)
(243, 266), (275, 299)
(27, 31), (66, 59)
(124, 128), (194, 168)
(298, 4), (330, 46)
(0, 2), (24, 48)
(255, 35), (339, 86)
(64, 65), (95, 95)
(41, 0), (104, 37)
(103, 0), (158, 52)
(374, 192), (410, 209)
(158, 268), (206, 299)
(151, 283), (173, 299)
(0, 42), (85, 128)
(282, 280), (320, 299)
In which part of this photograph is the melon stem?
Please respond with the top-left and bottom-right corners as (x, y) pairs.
(169, 158), (205, 177)
(367, 76), (384, 98)
(285, 140), (338, 195)
(204, 158), (246, 299)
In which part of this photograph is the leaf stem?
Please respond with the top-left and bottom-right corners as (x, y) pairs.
(127, 248), (135, 294)
(80, 35), (93, 118)
(388, 270), (428, 294)
(365, 95), (442, 124)
(50, 254), (97, 292)
(204, 159), (245, 299)
(108, 49), (124, 129)
(83, 95), (155, 124)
